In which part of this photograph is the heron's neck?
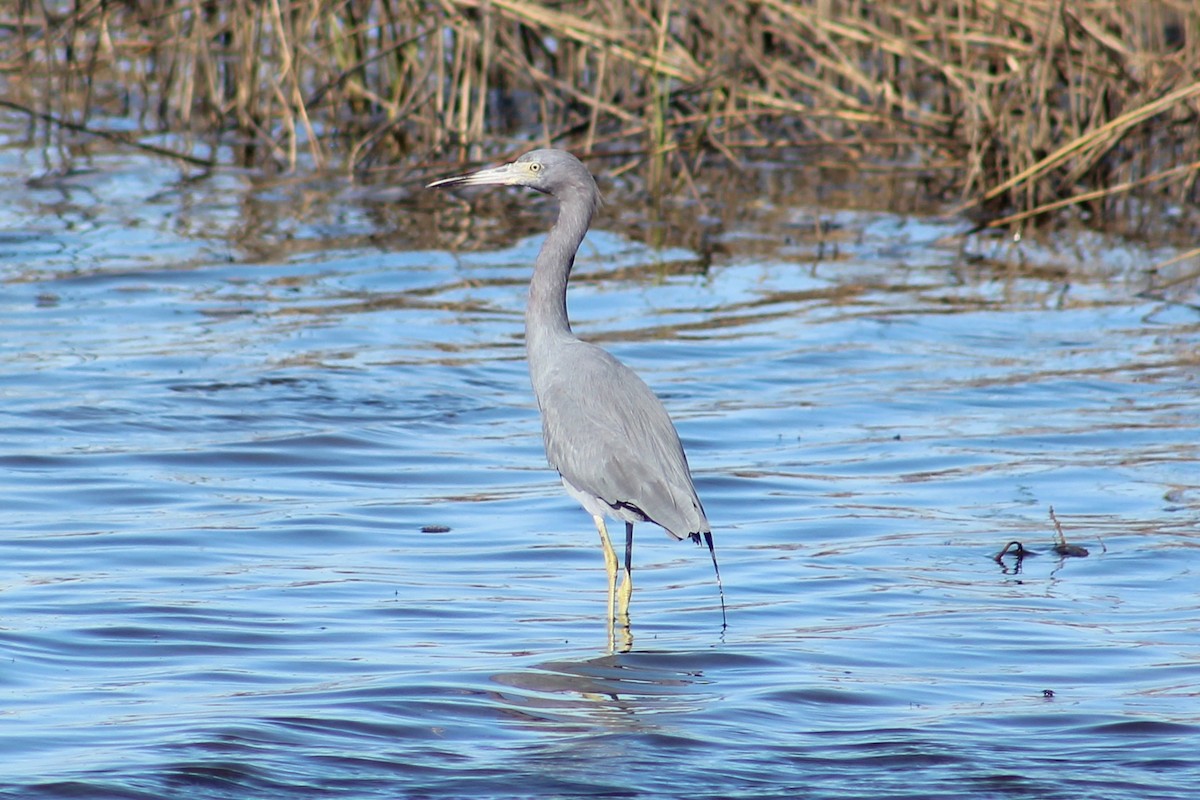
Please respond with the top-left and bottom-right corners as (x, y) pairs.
(525, 190), (593, 345)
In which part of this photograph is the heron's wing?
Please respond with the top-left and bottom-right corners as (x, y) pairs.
(532, 339), (707, 539)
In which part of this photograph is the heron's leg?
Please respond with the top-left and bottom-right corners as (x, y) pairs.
(617, 522), (634, 621)
(594, 515), (618, 625)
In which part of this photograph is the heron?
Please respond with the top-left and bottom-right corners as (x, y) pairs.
(427, 149), (724, 638)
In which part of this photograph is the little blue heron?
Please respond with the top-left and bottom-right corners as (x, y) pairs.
(428, 149), (724, 635)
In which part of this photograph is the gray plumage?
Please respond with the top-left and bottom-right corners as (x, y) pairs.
(428, 149), (724, 633)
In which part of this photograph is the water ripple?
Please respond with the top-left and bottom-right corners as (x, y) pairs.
(2, 147), (1199, 799)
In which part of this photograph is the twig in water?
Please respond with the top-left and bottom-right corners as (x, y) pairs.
(1049, 506), (1089, 557)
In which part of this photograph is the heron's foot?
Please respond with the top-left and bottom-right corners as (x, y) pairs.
(615, 619), (633, 653)
(616, 573), (633, 621)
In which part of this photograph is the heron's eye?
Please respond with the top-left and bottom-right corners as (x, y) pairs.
(529, 163), (541, 172)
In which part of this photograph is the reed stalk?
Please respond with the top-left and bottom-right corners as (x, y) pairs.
(0, 0), (1196, 234)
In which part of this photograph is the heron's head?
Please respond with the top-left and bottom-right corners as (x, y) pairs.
(427, 149), (598, 206)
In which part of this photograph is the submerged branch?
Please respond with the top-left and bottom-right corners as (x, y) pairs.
(0, 99), (215, 170)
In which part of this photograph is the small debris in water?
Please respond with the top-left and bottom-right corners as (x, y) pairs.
(994, 507), (1092, 563)
(994, 540), (1035, 561)
(1042, 689), (1055, 699)
(421, 524), (451, 533)
(1049, 506), (1088, 557)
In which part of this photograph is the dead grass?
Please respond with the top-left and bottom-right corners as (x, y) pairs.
(1, 0), (1197, 235)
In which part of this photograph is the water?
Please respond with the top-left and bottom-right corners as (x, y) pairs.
(2, 142), (1199, 799)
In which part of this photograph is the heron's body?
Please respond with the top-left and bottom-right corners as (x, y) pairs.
(534, 337), (707, 539)
(428, 149), (722, 640)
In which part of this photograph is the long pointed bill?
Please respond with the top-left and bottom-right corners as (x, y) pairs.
(426, 161), (526, 190)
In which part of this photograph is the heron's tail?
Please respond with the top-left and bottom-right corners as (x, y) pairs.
(691, 530), (727, 630)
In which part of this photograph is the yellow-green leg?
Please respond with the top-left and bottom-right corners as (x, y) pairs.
(618, 521), (634, 620)
(595, 517), (635, 651)
(594, 515), (618, 626)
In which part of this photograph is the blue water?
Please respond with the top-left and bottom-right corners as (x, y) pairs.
(2, 139), (1199, 798)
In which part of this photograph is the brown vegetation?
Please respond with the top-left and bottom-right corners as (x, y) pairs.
(1, 0), (1198, 234)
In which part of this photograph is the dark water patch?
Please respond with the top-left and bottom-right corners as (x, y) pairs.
(1087, 719), (1200, 737)
(5, 783), (165, 800)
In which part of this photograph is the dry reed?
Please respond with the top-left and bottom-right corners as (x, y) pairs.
(1, 0), (1197, 234)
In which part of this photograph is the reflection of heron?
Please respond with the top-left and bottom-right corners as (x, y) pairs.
(428, 150), (724, 639)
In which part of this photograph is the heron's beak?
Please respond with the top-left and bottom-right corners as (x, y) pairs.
(426, 161), (529, 189)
